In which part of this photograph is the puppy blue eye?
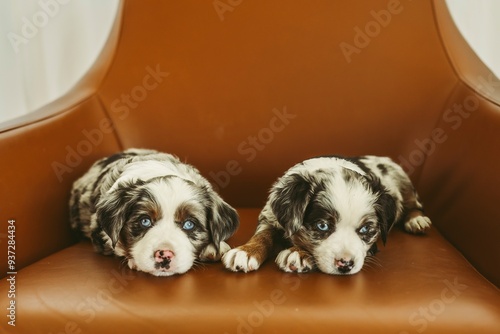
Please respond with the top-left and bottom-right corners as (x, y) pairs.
(316, 222), (329, 231)
(359, 225), (369, 234)
(140, 218), (152, 228)
(182, 220), (195, 230)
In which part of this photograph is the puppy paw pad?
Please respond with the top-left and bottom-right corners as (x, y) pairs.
(276, 249), (313, 273)
(405, 216), (432, 234)
(222, 248), (261, 273)
(199, 241), (231, 262)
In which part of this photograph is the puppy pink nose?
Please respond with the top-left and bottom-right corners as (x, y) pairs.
(155, 249), (174, 263)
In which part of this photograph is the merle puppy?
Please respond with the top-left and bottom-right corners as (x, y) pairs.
(223, 156), (431, 275)
(70, 148), (239, 276)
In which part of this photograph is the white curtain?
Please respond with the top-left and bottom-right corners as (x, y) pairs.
(0, 0), (120, 124)
(446, 0), (500, 78)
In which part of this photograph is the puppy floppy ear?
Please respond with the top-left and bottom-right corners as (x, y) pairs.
(270, 173), (315, 238)
(207, 192), (239, 250)
(96, 180), (146, 248)
(375, 191), (397, 245)
(363, 173), (397, 245)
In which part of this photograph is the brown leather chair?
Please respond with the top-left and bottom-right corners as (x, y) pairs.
(1, 1), (499, 333)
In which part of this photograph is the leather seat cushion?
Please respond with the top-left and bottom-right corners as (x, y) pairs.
(10, 209), (500, 333)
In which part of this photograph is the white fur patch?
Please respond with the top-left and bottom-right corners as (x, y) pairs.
(128, 180), (199, 276)
(199, 241), (231, 261)
(222, 248), (261, 273)
(108, 160), (197, 193)
(275, 248), (314, 273)
(312, 174), (378, 275)
(297, 157), (366, 176)
(405, 216), (432, 234)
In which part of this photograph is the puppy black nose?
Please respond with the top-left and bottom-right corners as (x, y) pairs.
(335, 258), (354, 273)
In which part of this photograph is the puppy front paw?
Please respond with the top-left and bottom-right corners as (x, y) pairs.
(404, 215), (432, 234)
(222, 247), (262, 273)
(199, 241), (231, 262)
(276, 247), (314, 273)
